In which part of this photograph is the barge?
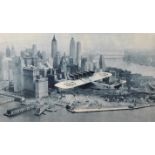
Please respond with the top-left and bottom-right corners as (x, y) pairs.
(4, 104), (35, 117)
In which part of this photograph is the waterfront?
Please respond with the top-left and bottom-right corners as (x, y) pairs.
(0, 58), (155, 122)
(1, 101), (155, 122)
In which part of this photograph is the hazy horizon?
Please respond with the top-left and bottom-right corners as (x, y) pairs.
(0, 33), (155, 56)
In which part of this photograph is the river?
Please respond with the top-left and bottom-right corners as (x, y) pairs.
(105, 58), (155, 78)
(0, 58), (155, 122)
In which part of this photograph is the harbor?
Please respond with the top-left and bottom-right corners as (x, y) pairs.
(0, 58), (154, 121)
(0, 34), (155, 121)
(1, 100), (155, 122)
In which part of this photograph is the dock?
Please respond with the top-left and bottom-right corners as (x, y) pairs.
(0, 96), (14, 105)
(0, 91), (25, 103)
(67, 104), (155, 113)
(34, 104), (49, 116)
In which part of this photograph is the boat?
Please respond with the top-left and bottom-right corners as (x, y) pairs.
(4, 104), (35, 117)
(128, 105), (135, 109)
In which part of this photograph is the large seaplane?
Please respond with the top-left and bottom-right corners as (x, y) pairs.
(55, 71), (112, 90)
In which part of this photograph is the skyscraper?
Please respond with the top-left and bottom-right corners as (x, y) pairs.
(6, 46), (16, 58)
(76, 41), (81, 67)
(32, 44), (38, 57)
(81, 57), (88, 72)
(69, 37), (76, 64)
(2, 56), (13, 81)
(6, 46), (11, 57)
(59, 53), (67, 79)
(11, 46), (16, 57)
(99, 54), (106, 71)
(23, 66), (39, 97)
(0, 52), (4, 80)
(53, 51), (60, 69)
(51, 35), (57, 59)
(35, 77), (48, 98)
(13, 56), (24, 92)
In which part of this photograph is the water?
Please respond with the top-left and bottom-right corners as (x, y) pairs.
(0, 58), (155, 122)
(1, 102), (155, 122)
(105, 58), (155, 78)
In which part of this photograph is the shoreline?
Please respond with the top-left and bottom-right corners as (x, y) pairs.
(67, 104), (155, 113)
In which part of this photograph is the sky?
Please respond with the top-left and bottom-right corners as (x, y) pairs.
(0, 33), (155, 56)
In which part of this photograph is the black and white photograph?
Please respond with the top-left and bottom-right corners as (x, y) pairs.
(0, 33), (155, 122)
(1, 1), (155, 155)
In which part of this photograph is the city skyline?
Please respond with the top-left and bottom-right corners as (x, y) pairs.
(1, 33), (155, 56)
(0, 33), (155, 122)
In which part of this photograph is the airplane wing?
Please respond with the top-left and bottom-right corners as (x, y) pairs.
(55, 72), (112, 89)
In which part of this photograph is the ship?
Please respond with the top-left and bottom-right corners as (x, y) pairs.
(4, 104), (35, 117)
(55, 71), (112, 89)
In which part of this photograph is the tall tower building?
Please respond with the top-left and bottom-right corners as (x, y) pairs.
(53, 51), (60, 69)
(0, 52), (4, 80)
(11, 46), (16, 57)
(13, 56), (24, 92)
(35, 77), (48, 98)
(60, 53), (67, 79)
(5, 46), (16, 58)
(32, 44), (38, 57)
(23, 66), (39, 97)
(6, 46), (11, 57)
(69, 37), (76, 64)
(51, 35), (58, 59)
(99, 54), (106, 71)
(81, 57), (88, 72)
(76, 41), (81, 67)
(2, 48), (13, 81)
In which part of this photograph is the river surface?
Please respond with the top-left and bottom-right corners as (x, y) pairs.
(0, 58), (155, 122)
(105, 58), (155, 78)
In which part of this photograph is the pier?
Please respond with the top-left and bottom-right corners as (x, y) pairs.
(66, 104), (155, 113)
(0, 91), (25, 102)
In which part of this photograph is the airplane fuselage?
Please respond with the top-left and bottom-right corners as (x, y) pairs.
(55, 72), (112, 89)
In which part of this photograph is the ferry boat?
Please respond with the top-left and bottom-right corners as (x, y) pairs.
(4, 104), (35, 117)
